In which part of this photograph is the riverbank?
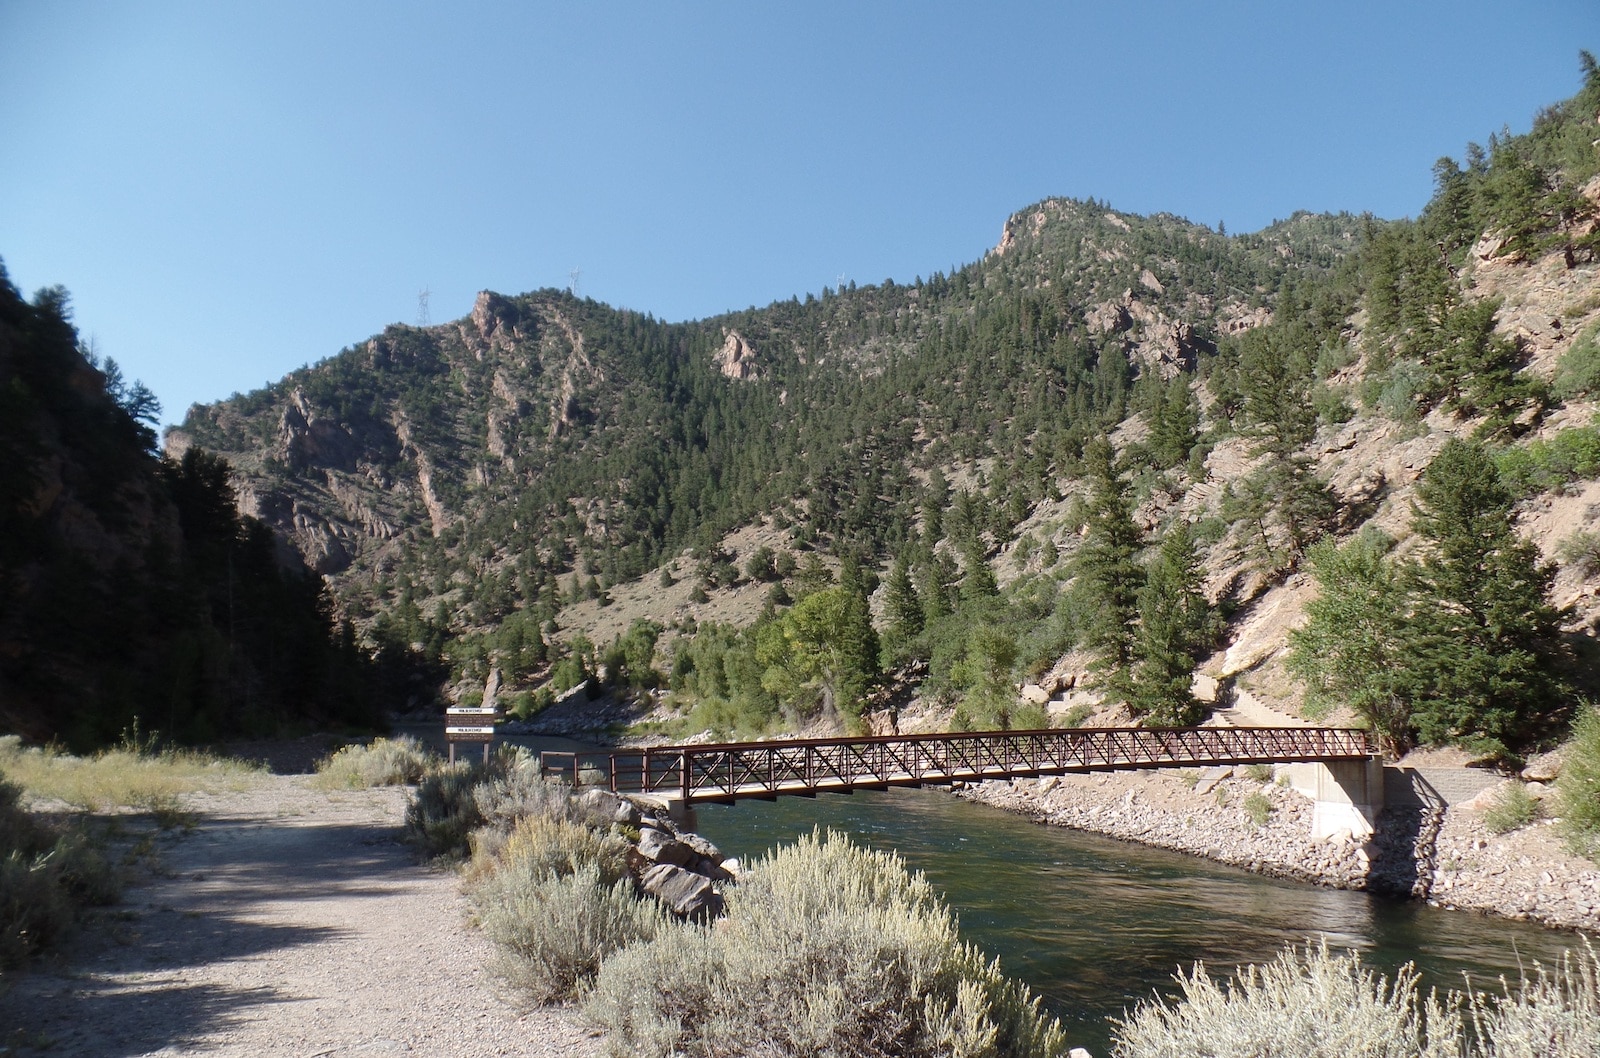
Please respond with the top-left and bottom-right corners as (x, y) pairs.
(959, 766), (1600, 934)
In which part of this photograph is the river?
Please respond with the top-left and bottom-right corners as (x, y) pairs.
(685, 786), (1592, 1054)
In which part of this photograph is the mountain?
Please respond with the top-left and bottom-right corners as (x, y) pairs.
(0, 270), (387, 748)
(145, 57), (1600, 752)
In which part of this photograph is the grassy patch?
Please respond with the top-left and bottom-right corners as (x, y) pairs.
(0, 735), (262, 813)
(1243, 790), (1274, 827)
(1557, 707), (1600, 860)
(1483, 781), (1543, 835)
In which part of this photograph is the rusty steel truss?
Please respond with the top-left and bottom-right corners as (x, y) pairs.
(539, 726), (1376, 805)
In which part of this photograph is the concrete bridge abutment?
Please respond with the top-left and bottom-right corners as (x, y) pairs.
(1277, 758), (1386, 841)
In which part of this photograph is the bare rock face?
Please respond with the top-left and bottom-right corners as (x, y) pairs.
(1085, 290), (1207, 380)
(276, 390), (360, 472)
(714, 330), (760, 380)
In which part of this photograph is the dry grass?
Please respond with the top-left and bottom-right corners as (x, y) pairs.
(0, 736), (263, 814)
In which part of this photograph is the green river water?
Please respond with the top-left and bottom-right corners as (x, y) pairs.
(685, 786), (1593, 1054)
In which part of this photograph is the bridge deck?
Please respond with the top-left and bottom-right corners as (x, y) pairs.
(542, 726), (1376, 805)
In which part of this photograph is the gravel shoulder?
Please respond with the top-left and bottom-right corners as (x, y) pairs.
(0, 775), (603, 1058)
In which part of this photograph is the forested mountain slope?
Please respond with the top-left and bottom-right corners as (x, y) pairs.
(0, 269), (386, 748)
(167, 60), (1600, 758)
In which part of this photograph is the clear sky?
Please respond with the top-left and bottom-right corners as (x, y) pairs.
(1, 1), (1594, 429)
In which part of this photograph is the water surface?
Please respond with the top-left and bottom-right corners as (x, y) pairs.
(689, 787), (1592, 1053)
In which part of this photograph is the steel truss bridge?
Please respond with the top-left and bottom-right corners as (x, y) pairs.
(540, 726), (1377, 806)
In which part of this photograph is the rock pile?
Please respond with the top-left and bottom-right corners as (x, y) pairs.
(572, 789), (735, 921)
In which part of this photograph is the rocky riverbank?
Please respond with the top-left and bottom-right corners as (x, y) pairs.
(959, 767), (1600, 934)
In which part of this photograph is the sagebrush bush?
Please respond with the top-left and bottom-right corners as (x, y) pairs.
(1483, 781), (1542, 835)
(1112, 942), (1464, 1058)
(586, 829), (1067, 1058)
(1557, 529), (1600, 577)
(1557, 706), (1600, 860)
(467, 814), (628, 889)
(474, 863), (663, 1004)
(472, 766), (577, 836)
(314, 736), (436, 789)
(1468, 940), (1600, 1057)
(404, 765), (485, 857)
(1114, 940), (1600, 1058)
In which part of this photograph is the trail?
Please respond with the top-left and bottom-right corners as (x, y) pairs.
(1, 776), (603, 1058)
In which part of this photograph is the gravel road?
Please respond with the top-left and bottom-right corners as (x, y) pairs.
(0, 776), (605, 1057)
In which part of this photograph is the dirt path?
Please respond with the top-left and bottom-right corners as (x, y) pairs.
(1, 776), (605, 1057)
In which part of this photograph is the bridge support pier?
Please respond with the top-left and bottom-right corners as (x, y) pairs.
(1277, 758), (1385, 841)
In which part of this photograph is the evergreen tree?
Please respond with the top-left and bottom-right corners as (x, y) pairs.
(1404, 439), (1569, 754)
(1128, 523), (1218, 726)
(1075, 442), (1144, 707)
(882, 554), (924, 664)
(1290, 443), (1571, 758)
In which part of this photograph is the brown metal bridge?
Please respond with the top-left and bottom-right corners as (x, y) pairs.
(540, 726), (1377, 806)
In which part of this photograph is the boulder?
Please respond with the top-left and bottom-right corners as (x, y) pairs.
(637, 827), (697, 868)
(1020, 683), (1050, 705)
(678, 832), (725, 865)
(575, 788), (641, 827)
(1521, 750), (1564, 784)
(1192, 766), (1233, 795)
(640, 863), (722, 920)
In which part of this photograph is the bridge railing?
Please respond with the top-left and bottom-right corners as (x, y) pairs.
(554, 726), (1374, 804)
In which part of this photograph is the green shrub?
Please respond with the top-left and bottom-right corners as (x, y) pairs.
(1112, 942), (1464, 1058)
(1242, 791), (1274, 828)
(586, 829), (1066, 1058)
(313, 736), (437, 789)
(1557, 707), (1600, 860)
(1495, 424), (1600, 497)
(1553, 321), (1600, 400)
(1240, 764), (1274, 783)
(1483, 781), (1543, 835)
(0, 774), (119, 973)
(404, 765), (485, 857)
(474, 863), (663, 1004)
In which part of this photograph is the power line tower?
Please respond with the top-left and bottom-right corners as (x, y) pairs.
(417, 287), (432, 327)
(568, 268), (582, 297)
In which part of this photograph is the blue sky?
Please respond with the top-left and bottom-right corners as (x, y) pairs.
(1, 1), (1593, 429)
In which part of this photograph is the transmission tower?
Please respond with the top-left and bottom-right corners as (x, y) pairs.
(568, 268), (582, 297)
(417, 287), (432, 327)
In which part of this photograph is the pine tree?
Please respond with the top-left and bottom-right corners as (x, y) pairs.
(1075, 442), (1144, 707)
(1128, 523), (1218, 726)
(884, 555), (924, 642)
(1405, 439), (1569, 755)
